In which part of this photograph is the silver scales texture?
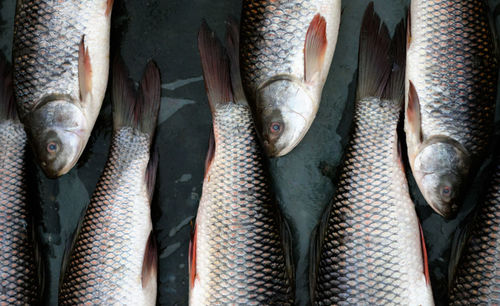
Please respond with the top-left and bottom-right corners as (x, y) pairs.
(193, 104), (293, 304)
(314, 98), (422, 305)
(409, 0), (497, 156)
(449, 160), (500, 304)
(0, 123), (39, 304)
(59, 128), (152, 304)
(13, 0), (98, 116)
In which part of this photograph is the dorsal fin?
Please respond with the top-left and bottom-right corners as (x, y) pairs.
(304, 14), (328, 85)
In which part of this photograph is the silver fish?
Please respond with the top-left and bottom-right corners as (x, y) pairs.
(13, 0), (114, 177)
(240, 0), (341, 156)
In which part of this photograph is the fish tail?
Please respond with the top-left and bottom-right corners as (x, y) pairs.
(112, 57), (161, 137)
(198, 20), (233, 113)
(225, 17), (247, 105)
(0, 55), (17, 121)
(357, 2), (392, 100)
(382, 19), (406, 105)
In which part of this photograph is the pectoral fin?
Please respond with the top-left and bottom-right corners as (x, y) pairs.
(304, 14), (328, 85)
(78, 36), (92, 103)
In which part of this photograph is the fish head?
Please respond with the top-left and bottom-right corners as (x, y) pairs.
(413, 137), (470, 218)
(255, 78), (315, 157)
(26, 99), (87, 178)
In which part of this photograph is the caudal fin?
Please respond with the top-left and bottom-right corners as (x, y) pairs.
(225, 17), (247, 105)
(198, 20), (233, 113)
(383, 20), (406, 104)
(357, 2), (392, 99)
(112, 57), (161, 137)
(0, 55), (16, 121)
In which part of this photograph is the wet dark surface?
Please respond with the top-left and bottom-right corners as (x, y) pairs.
(1, 0), (500, 305)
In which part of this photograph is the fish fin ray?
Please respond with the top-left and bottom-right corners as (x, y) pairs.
(0, 55), (17, 121)
(204, 128), (215, 178)
(382, 19), (406, 105)
(225, 16), (247, 105)
(78, 36), (93, 103)
(198, 21), (233, 113)
(407, 81), (422, 143)
(304, 14), (328, 85)
(136, 60), (161, 135)
(188, 224), (198, 290)
(106, 0), (114, 16)
(357, 2), (392, 99)
(111, 56), (136, 129)
(309, 199), (333, 304)
(419, 223), (431, 284)
(146, 149), (159, 202)
(141, 232), (158, 289)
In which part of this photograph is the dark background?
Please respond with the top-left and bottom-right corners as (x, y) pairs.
(1, 0), (500, 305)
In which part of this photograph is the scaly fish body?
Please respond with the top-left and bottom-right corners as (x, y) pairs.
(449, 160), (500, 304)
(405, 0), (498, 217)
(0, 60), (40, 304)
(190, 22), (293, 305)
(13, 0), (113, 177)
(313, 6), (433, 305)
(58, 60), (160, 305)
(240, 0), (341, 156)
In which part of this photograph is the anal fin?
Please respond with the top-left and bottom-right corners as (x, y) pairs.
(78, 36), (92, 103)
(106, 0), (114, 16)
(304, 14), (328, 85)
(188, 224), (198, 290)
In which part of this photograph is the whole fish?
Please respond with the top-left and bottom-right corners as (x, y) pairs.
(13, 0), (114, 178)
(189, 21), (294, 305)
(239, 0), (341, 156)
(311, 5), (434, 305)
(58, 59), (160, 305)
(448, 156), (500, 304)
(0, 59), (41, 304)
(405, 0), (498, 217)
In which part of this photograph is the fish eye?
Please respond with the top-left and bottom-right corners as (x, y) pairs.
(47, 141), (59, 154)
(441, 186), (452, 200)
(270, 122), (282, 134)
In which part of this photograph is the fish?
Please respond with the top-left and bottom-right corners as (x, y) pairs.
(13, 0), (114, 178)
(405, 0), (498, 218)
(448, 154), (500, 304)
(58, 58), (160, 305)
(239, 0), (341, 156)
(189, 21), (294, 305)
(0, 57), (42, 304)
(310, 4), (434, 305)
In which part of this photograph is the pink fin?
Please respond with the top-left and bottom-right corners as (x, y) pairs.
(406, 7), (411, 50)
(106, 0), (114, 17)
(407, 81), (422, 142)
(188, 224), (198, 290)
(141, 232), (158, 288)
(204, 128), (215, 178)
(304, 14), (328, 85)
(419, 223), (431, 284)
(78, 36), (92, 102)
(198, 21), (233, 113)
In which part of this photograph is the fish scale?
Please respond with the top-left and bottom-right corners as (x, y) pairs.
(240, 0), (314, 90)
(314, 97), (430, 305)
(407, 0), (497, 158)
(13, 0), (94, 114)
(449, 161), (500, 304)
(191, 104), (293, 305)
(0, 122), (39, 304)
(59, 127), (153, 305)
